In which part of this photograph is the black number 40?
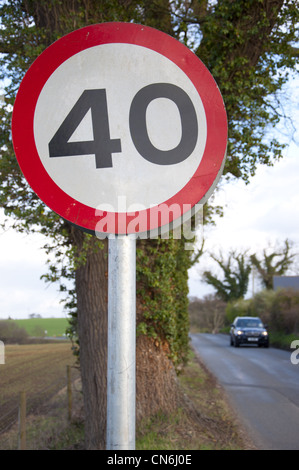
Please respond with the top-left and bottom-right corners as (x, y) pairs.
(49, 83), (198, 168)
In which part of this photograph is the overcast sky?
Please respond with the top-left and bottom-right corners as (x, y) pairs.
(0, 75), (298, 319)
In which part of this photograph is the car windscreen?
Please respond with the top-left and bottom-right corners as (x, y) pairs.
(236, 319), (263, 328)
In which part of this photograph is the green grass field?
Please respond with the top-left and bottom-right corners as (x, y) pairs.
(14, 317), (70, 337)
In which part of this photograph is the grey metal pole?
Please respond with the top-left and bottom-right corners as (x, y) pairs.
(106, 235), (136, 450)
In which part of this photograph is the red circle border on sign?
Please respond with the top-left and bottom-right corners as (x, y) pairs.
(12, 22), (227, 235)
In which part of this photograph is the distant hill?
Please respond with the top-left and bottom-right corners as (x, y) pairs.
(13, 317), (70, 338)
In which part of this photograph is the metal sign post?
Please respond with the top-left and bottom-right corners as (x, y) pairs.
(107, 236), (136, 450)
(12, 22), (227, 451)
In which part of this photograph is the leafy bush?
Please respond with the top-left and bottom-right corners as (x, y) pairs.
(268, 289), (299, 334)
(189, 295), (227, 333)
(226, 298), (252, 325)
(269, 332), (299, 349)
(247, 289), (277, 321)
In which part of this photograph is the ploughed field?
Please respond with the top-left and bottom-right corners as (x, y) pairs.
(0, 343), (78, 435)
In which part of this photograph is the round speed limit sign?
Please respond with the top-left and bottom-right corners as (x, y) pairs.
(12, 22), (227, 236)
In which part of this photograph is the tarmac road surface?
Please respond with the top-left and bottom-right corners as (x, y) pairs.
(191, 333), (299, 450)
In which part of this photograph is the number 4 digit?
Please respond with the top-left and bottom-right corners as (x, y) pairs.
(49, 89), (121, 168)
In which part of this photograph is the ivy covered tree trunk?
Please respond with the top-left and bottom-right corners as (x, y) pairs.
(135, 237), (191, 421)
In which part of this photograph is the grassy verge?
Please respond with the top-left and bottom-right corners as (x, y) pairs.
(268, 332), (299, 350)
(136, 350), (254, 450)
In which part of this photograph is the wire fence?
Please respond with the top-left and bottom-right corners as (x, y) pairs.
(0, 365), (82, 450)
(0, 405), (19, 436)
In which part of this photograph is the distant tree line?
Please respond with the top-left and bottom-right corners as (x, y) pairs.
(201, 239), (297, 302)
(0, 320), (29, 344)
(0, 319), (48, 343)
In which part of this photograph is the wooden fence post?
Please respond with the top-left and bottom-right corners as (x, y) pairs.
(18, 391), (26, 450)
(67, 365), (72, 422)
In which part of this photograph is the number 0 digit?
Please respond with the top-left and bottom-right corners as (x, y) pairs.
(129, 83), (198, 165)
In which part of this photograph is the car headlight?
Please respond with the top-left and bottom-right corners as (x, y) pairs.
(237, 330), (244, 335)
(262, 331), (268, 336)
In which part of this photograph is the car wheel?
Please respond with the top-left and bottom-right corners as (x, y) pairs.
(234, 338), (239, 347)
(230, 336), (233, 346)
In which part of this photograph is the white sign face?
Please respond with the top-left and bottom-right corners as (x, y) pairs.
(12, 23), (227, 235)
(34, 43), (207, 211)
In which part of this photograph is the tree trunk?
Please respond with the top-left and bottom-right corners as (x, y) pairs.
(72, 228), (108, 450)
(136, 335), (180, 423)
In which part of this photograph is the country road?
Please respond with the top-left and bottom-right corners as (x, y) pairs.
(190, 333), (299, 450)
